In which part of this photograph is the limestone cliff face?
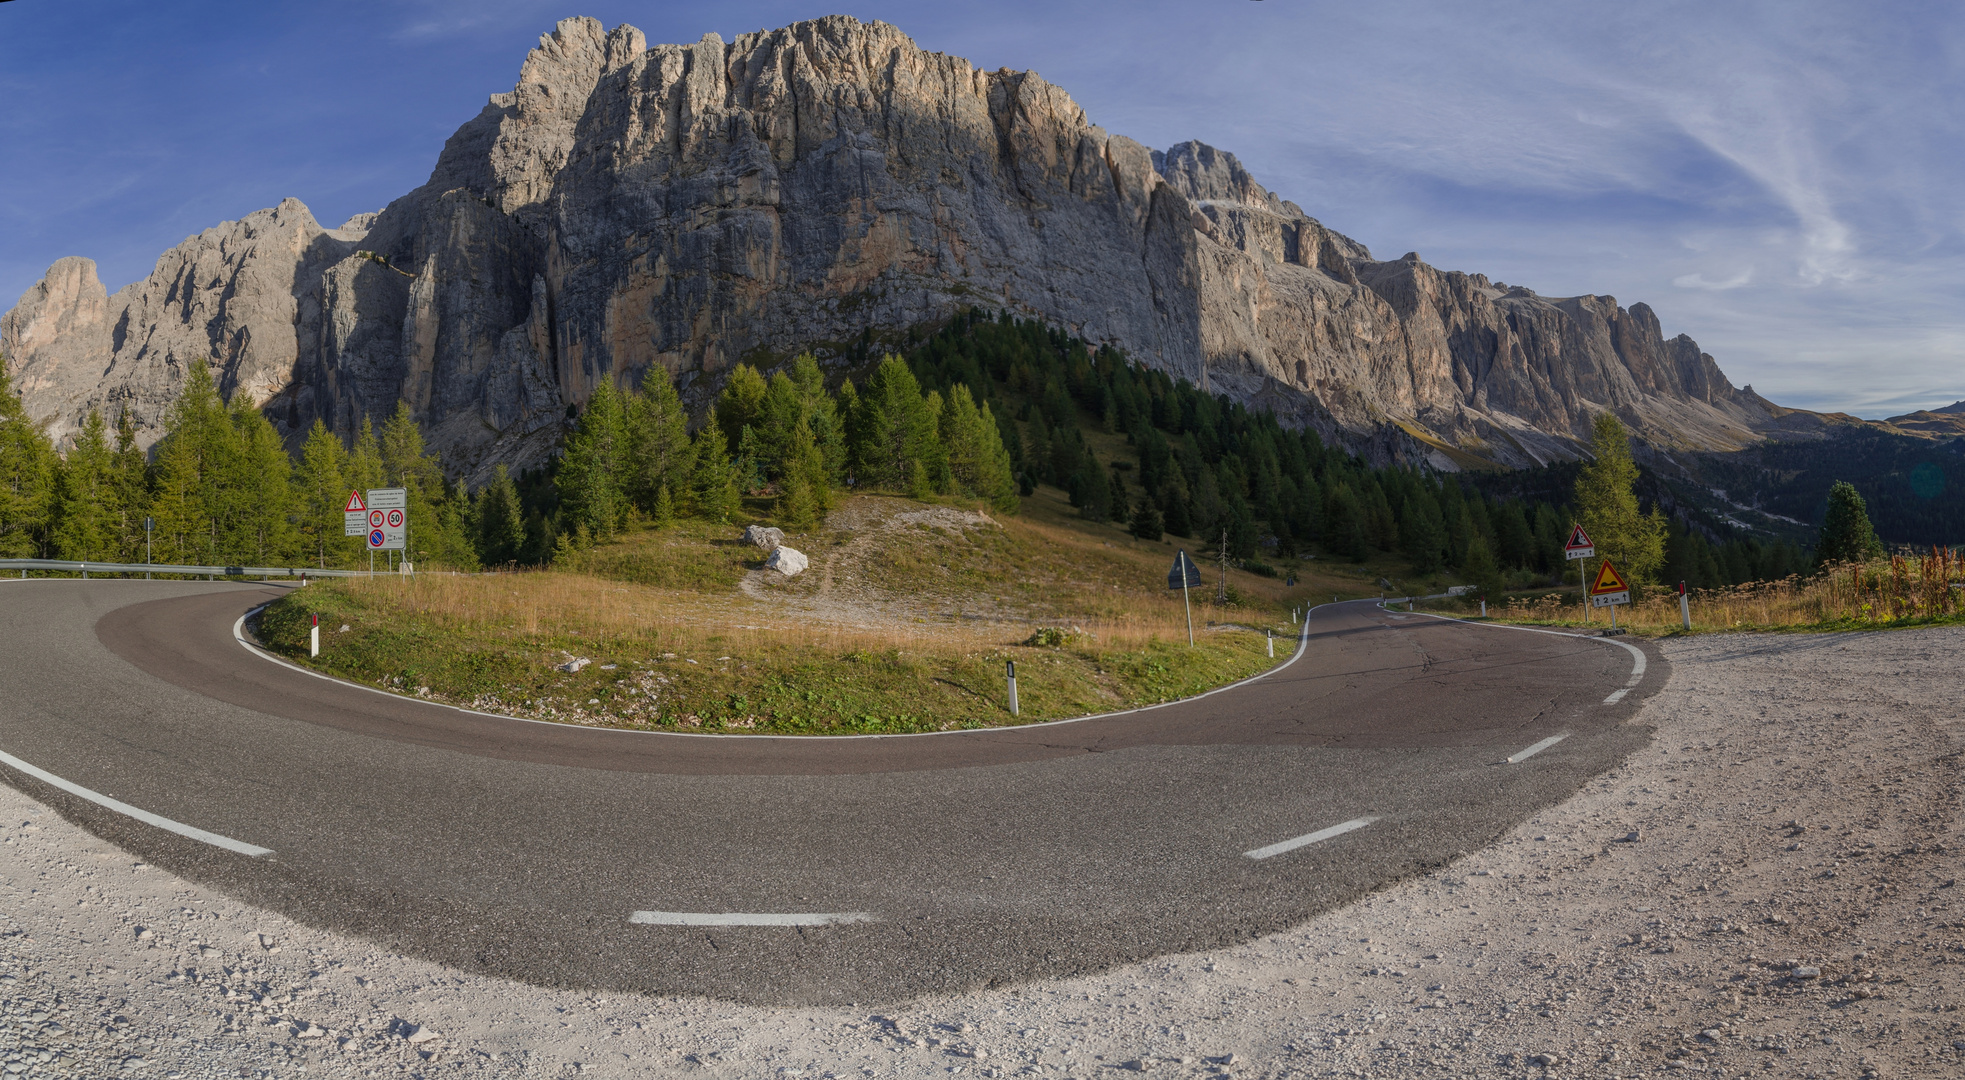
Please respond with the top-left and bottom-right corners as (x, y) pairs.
(3, 14), (1784, 479)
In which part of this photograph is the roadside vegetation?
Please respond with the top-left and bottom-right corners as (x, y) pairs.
(7, 306), (1958, 731)
(254, 488), (1316, 733)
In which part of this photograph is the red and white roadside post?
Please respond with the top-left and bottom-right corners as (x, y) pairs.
(1678, 579), (1691, 630)
(310, 612), (320, 657)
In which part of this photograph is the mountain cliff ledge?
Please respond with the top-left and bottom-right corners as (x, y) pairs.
(3, 15), (1806, 481)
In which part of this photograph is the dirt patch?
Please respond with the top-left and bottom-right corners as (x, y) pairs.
(737, 497), (1012, 636)
(3, 628), (1961, 1077)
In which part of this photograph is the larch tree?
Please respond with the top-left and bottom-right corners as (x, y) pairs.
(51, 410), (119, 560)
(0, 367), (56, 558)
(1573, 411), (1667, 583)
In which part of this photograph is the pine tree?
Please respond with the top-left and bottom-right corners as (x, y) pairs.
(293, 421), (351, 569)
(1129, 500), (1163, 542)
(849, 355), (942, 490)
(776, 416), (830, 528)
(148, 364), (237, 565)
(1816, 480), (1884, 566)
(110, 409), (150, 561)
(940, 384), (1018, 510)
(229, 396), (299, 564)
(0, 370), (59, 558)
(690, 425), (739, 523)
(624, 369), (693, 513)
(52, 410), (118, 560)
(651, 483), (675, 531)
(1574, 412), (1667, 583)
(557, 382), (630, 539)
(1108, 465), (1131, 524)
(1399, 489), (1448, 573)
(714, 364), (770, 452)
(473, 464), (527, 565)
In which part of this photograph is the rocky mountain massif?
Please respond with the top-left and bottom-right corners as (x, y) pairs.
(2, 15), (1830, 482)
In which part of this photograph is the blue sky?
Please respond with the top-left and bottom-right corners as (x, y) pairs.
(5, 0), (1961, 417)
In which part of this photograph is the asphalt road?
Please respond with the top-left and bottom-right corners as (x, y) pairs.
(0, 580), (1663, 1005)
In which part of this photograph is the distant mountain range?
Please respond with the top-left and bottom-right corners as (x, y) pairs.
(1, 15), (1951, 483)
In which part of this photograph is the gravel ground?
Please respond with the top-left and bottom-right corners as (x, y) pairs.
(2, 628), (1962, 1079)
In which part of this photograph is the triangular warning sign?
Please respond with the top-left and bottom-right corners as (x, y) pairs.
(344, 489), (367, 513)
(1591, 558), (1631, 595)
(1566, 524), (1594, 552)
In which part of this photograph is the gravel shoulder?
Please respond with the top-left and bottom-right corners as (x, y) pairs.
(3, 628), (1962, 1079)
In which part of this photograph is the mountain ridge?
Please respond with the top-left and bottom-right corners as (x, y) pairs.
(0, 14), (1855, 482)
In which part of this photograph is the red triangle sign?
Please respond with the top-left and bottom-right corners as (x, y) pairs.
(1591, 558), (1631, 595)
(344, 489), (366, 513)
(1566, 524), (1594, 552)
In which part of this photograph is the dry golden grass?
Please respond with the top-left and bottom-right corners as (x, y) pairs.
(1493, 550), (1965, 632)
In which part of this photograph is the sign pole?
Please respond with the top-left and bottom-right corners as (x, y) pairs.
(1579, 552), (1589, 626)
(1183, 580), (1194, 647)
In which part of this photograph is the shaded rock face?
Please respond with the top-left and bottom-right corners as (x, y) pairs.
(5, 15), (1781, 479)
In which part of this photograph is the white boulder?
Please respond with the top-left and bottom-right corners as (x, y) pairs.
(764, 546), (808, 577)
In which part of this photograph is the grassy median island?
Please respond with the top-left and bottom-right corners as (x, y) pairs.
(253, 492), (1337, 734)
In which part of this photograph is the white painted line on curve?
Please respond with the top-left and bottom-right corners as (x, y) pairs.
(1603, 688), (1630, 705)
(235, 599), (1321, 742)
(0, 749), (273, 858)
(628, 910), (875, 927)
(1397, 609), (1647, 699)
(1505, 733), (1568, 764)
(1244, 815), (1380, 861)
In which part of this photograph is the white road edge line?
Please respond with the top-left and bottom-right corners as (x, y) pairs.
(1389, 605), (1647, 697)
(628, 911), (875, 927)
(1505, 733), (1568, 764)
(234, 599), (1322, 741)
(1244, 815), (1380, 861)
(0, 749), (273, 858)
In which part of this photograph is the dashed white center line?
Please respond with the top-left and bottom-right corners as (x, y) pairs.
(0, 749), (273, 858)
(1505, 733), (1568, 764)
(1244, 816), (1380, 860)
(627, 910), (875, 927)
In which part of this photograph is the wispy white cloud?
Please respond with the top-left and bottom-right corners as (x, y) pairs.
(1674, 270), (1754, 291)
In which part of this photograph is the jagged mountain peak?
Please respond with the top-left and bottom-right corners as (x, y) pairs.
(5, 13), (1806, 481)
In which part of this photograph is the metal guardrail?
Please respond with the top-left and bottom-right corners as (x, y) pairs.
(0, 559), (388, 580)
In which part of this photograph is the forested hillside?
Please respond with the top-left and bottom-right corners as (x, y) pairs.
(0, 309), (1833, 592)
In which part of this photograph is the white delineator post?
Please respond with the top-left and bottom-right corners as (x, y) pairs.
(1480, 598), (1487, 618)
(309, 613), (320, 658)
(1679, 580), (1692, 630)
(1005, 660), (1019, 717)
(1267, 628), (1274, 658)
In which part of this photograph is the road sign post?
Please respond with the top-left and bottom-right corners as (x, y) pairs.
(1589, 558), (1632, 631)
(143, 516), (154, 579)
(1168, 550), (1204, 646)
(1565, 524), (1596, 626)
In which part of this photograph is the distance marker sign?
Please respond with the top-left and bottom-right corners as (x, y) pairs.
(1589, 558), (1631, 607)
